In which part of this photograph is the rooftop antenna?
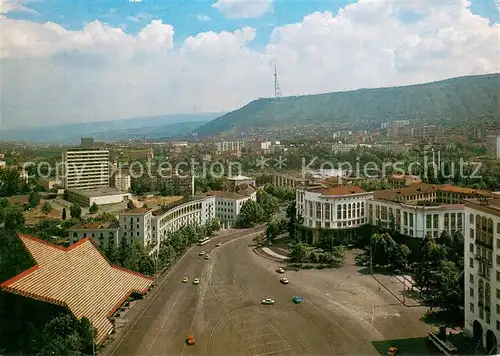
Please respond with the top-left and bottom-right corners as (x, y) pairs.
(273, 59), (282, 99)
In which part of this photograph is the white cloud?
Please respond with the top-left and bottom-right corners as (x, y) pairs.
(1, 0), (499, 129)
(212, 0), (273, 19)
(196, 14), (212, 21)
(0, 0), (37, 18)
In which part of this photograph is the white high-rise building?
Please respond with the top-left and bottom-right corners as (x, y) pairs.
(486, 136), (500, 160)
(62, 149), (110, 190)
(464, 197), (500, 354)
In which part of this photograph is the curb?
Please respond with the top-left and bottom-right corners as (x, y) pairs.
(252, 248), (287, 263)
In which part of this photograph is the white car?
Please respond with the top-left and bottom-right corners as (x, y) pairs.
(199, 251), (205, 256)
(276, 267), (285, 273)
(216, 243), (222, 247)
(261, 298), (275, 305)
(193, 278), (200, 285)
(280, 277), (289, 284)
(204, 255), (209, 260)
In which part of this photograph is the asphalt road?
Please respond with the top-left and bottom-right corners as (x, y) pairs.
(106, 227), (380, 356)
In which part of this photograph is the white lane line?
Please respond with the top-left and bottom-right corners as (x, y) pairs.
(240, 325), (275, 333)
(252, 348), (293, 356)
(249, 341), (287, 350)
(145, 294), (182, 355)
(244, 332), (279, 340)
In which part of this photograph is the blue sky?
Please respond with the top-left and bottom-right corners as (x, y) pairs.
(2, 0), (499, 128)
(7, 0), (499, 49)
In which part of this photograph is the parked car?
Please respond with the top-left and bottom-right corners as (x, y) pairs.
(199, 251), (205, 256)
(182, 276), (188, 283)
(280, 277), (289, 284)
(292, 296), (302, 304)
(193, 278), (200, 285)
(276, 267), (285, 273)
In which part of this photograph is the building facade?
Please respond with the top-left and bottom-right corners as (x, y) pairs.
(296, 186), (373, 236)
(115, 172), (131, 192)
(486, 135), (500, 160)
(62, 149), (110, 190)
(119, 208), (153, 248)
(68, 222), (120, 249)
(206, 189), (257, 229)
(464, 197), (500, 354)
(151, 196), (216, 245)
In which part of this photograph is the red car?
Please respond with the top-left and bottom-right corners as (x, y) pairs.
(186, 334), (196, 345)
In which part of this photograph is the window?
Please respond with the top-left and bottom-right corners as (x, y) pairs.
(497, 320), (500, 331)
(470, 303), (474, 312)
(337, 205), (341, 219)
(470, 274), (474, 284)
(470, 287), (474, 297)
(469, 213), (474, 224)
(470, 229), (474, 239)
(497, 288), (500, 299)
(470, 243), (474, 253)
(73, 232), (77, 237)
(470, 258), (474, 268)
(497, 255), (500, 265)
(497, 222), (500, 234)
(426, 215), (432, 229)
(497, 304), (500, 314)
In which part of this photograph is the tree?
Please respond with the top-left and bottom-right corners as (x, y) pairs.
(88, 203), (98, 214)
(257, 189), (279, 219)
(332, 245), (347, 266)
(290, 242), (308, 262)
(28, 191), (40, 209)
(0, 169), (23, 197)
(127, 200), (135, 210)
(69, 205), (82, 219)
(61, 207), (67, 220)
(2, 206), (25, 231)
(390, 244), (410, 271)
(266, 220), (280, 243)
(40, 202), (52, 215)
(369, 232), (396, 267)
(236, 200), (264, 228)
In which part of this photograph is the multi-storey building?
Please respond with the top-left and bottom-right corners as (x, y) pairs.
(114, 171), (131, 192)
(464, 197), (500, 354)
(205, 186), (257, 229)
(215, 141), (244, 153)
(273, 173), (309, 189)
(62, 149), (110, 190)
(386, 174), (421, 188)
(296, 186), (373, 242)
(368, 199), (464, 239)
(486, 135), (500, 160)
(119, 208), (153, 247)
(151, 196), (215, 245)
(68, 222), (120, 249)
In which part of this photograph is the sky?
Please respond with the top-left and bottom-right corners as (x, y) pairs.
(1, 0), (499, 130)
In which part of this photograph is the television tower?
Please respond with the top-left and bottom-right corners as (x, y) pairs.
(273, 60), (282, 99)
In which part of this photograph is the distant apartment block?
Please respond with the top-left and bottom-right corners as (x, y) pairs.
(62, 149), (110, 190)
(80, 137), (95, 148)
(215, 141), (244, 153)
(486, 136), (500, 160)
(115, 171), (131, 192)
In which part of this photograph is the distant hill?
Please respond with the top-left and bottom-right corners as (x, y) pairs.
(4, 113), (223, 143)
(194, 74), (500, 137)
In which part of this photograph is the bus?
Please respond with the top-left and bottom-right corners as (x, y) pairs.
(198, 236), (211, 246)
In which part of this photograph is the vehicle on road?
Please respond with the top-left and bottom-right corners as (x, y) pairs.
(204, 255), (209, 260)
(292, 296), (302, 304)
(280, 277), (289, 284)
(261, 298), (275, 305)
(186, 334), (196, 345)
(198, 236), (210, 246)
(182, 277), (188, 283)
(193, 278), (200, 285)
(276, 267), (285, 273)
(216, 242), (222, 247)
(387, 346), (398, 356)
(199, 251), (205, 256)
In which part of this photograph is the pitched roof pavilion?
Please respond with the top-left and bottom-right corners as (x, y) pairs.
(1, 234), (154, 345)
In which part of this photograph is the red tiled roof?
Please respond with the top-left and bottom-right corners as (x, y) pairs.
(69, 222), (119, 230)
(0, 234), (153, 345)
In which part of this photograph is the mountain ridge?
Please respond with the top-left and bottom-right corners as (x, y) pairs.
(4, 113), (223, 142)
(194, 73), (500, 137)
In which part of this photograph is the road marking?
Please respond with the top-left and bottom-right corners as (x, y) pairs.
(244, 332), (279, 340)
(252, 348), (293, 356)
(145, 293), (182, 355)
(249, 340), (287, 349)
